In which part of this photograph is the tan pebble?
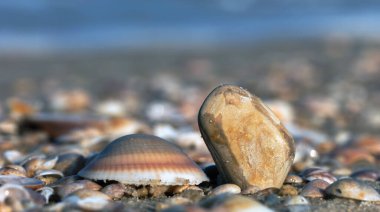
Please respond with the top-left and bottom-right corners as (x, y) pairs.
(210, 184), (241, 196)
(279, 185), (298, 196)
(284, 195), (309, 205)
(241, 185), (261, 195)
(300, 180), (329, 198)
(212, 195), (273, 212)
(284, 174), (303, 184)
(101, 183), (126, 200)
(198, 85), (295, 190)
(326, 178), (380, 201)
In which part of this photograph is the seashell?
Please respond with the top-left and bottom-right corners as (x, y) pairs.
(0, 175), (44, 189)
(0, 184), (30, 203)
(36, 186), (54, 204)
(211, 195), (273, 212)
(54, 153), (86, 176)
(210, 184), (241, 196)
(350, 169), (380, 181)
(0, 165), (27, 177)
(23, 156), (58, 177)
(100, 183), (126, 200)
(198, 85), (295, 189)
(78, 134), (208, 186)
(300, 179), (329, 198)
(56, 179), (102, 198)
(35, 169), (64, 185)
(284, 195), (309, 205)
(301, 167), (336, 184)
(63, 188), (111, 211)
(20, 113), (108, 138)
(325, 178), (380, 201)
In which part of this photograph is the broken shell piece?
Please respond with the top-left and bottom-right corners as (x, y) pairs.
(325, 178), (380, 202)
(78, 134), (209, 185)
(0, 176), (44, 189)
(198, 85), (295, 189)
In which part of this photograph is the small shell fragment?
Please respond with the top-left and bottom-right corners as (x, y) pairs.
(198, 85), (295, 189)
(325, 178), (380, 201)
(78, 134), (209, 185)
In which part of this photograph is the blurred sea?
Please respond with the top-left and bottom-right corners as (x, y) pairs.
(1, 0), (380, 54)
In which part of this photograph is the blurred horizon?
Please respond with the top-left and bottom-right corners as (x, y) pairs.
(1, 0), (380, 55)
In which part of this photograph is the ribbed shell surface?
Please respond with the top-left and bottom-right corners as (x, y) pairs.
(78, 134), (208, 185)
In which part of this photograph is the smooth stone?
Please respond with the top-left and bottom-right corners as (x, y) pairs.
(198, 85), (295, 189)
(325, 178), (380, 202)
(210, 184), (241, 196)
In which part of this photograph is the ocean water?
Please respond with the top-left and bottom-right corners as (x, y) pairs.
(1, 0), (380, 53)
